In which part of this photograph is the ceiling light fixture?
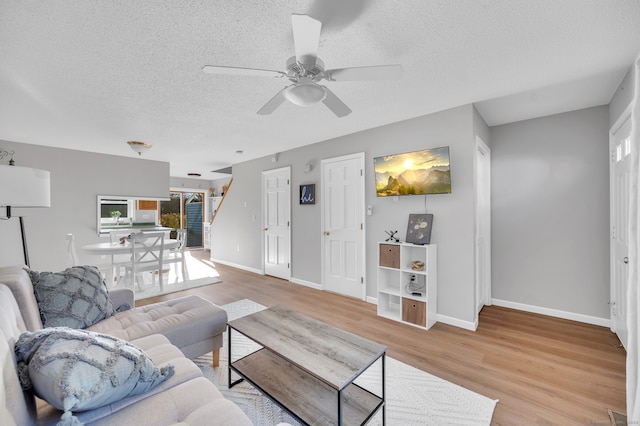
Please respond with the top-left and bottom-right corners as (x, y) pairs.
(283, 82), (327, 106)
(127, 141), (152, 156)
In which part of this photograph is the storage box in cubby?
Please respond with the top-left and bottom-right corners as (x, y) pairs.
(379, 244), (400, 268)
(402, 298), (426, 327)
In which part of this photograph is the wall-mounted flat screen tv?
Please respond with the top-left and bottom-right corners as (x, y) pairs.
(374, 146), (451, 197)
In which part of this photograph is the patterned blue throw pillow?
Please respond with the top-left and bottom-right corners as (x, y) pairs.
(15, 327), (174, 424)
(27, 265), (115, 329)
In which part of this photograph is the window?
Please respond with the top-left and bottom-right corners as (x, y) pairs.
(624, 136), (631, 157)
(160, 191), (204, 248)
(96, 196), (165, 234)
(100, 199), (129, 219)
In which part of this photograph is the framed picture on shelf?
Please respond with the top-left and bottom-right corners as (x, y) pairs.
(406, 213), (433, 245)
(300, 184), (315, 205)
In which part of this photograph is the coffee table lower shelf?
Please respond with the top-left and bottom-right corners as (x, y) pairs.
(230, 348), (383, 425)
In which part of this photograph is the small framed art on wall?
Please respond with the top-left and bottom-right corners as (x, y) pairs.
(300, 184), (315, 205)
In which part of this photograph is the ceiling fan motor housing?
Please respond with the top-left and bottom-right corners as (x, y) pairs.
(203, 14), (400, 116)
(286, 56), (325, 81)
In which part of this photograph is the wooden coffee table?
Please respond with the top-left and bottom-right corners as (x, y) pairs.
(227, 305), (386, 425)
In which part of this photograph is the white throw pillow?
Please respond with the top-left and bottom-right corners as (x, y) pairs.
(15, 327), (174, 424)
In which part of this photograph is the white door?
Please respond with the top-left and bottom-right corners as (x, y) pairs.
(262, 167), (291, 280)
(610, 113), (632, 349)
(475, 137), (492, 316)
(321, 153), (366, 300)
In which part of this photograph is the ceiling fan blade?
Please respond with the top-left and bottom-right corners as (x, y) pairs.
(321, 87), (352, 117)
(257, 88), (287, 115)
(202, 65), (285, 78)
(291, 14), (322, 68)
(325, 65), (403, 81)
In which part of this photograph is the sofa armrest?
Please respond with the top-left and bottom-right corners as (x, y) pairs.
(109, 288), (135, 311)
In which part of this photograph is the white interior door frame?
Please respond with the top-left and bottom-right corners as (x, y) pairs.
(321, 152), (366, 300)
(609, 105), (633, 349)
(474, 136), (492, 321)
(262, 166), (291, 280)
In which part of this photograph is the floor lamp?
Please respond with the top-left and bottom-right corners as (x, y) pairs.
(0, 158), (51, 268)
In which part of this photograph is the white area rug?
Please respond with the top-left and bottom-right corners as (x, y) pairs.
(194, 299), (498, 426)
(131, 251), (221, 300)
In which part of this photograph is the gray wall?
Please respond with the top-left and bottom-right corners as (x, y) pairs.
(473, 105), (491, 147)
(0, 140), (170, 271)
(0, 100), (616, 326)
(490, 106), (610, 319)
(212, 105), (482, 325)
(609, 66), (635, 127)
(170, 177), (213, 192)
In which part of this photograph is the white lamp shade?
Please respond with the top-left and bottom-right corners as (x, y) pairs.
(284, 83), (327, 106)
(0, 165), (51, 207)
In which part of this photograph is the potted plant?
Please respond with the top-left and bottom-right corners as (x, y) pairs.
(161, 213), (180, 239)
(110, 210), (121, 224)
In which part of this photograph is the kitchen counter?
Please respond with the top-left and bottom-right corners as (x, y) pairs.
(98, 224), (173, 235)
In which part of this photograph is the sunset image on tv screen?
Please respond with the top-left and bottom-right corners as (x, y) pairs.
(374, 146), (451, 197)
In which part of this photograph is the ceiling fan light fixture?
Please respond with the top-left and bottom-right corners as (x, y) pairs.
(127, 141), (152, 156)
(284, 83), (327, 106)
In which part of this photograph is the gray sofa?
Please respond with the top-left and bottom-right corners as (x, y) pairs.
(0, 265), (252, 425)
(0, 265), (226, 363)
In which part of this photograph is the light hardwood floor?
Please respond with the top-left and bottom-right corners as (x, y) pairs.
(138, 254), (626, 425)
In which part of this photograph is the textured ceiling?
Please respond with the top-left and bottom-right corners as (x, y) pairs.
(1, 0), (639, 180)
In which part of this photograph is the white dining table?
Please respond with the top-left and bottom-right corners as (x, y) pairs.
(82, 239), (179, 255)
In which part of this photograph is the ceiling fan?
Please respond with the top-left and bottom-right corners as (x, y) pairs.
(202, 14), (403, 117)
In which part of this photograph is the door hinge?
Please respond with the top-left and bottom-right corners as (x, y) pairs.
(360, 169), (363, 176)
(287, 179), (290, 185)
(361, 277), (364, 284)
(288, 221), (290, 227)
(360, 223), (363, 230)
(288, 263), (290, 268)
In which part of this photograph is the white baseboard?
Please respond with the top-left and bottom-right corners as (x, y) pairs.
(437, 314), (478, 331)
(491, 298), (611, 328)
(209, 259), (610, 331)
(210, 258), (263, 276)
(290, 277), (323, 290)
(370, 297), (477, 330)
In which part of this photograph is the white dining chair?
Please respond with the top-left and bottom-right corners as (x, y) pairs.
(65, 233), (114, 285)
(65, 233), (80, 267)
(163, 228), (188, 283)
(109, 230), (133, 285)
(124, 232), (165, 292)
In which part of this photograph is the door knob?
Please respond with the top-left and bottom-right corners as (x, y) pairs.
(323, 231), (330, 236)
(624, 257), (629, 264)
(263, 227), (268, 231)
